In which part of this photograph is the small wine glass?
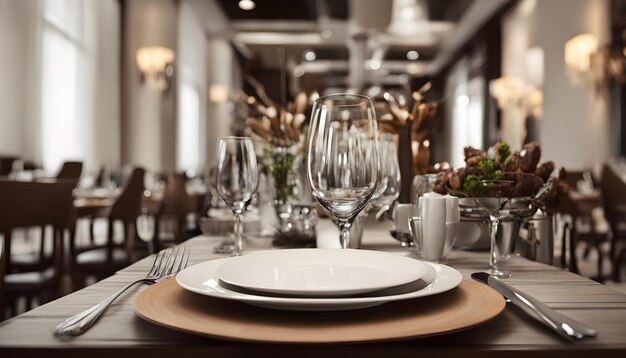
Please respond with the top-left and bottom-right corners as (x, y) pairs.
(136, 207), (155, 245)
(216, 136), (259, 256)
(307, 94), (379, 249)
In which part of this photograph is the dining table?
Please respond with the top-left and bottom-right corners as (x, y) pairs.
(1, 219), (626, 358)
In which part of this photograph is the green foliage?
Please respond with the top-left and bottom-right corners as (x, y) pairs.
(477, 158), (504, 181)
(498, 142), (511, 163)
(462, 174), (481, 194)
(264, 148), (296, 204)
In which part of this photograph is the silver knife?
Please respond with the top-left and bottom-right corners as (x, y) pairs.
(471, 272), (598, 341)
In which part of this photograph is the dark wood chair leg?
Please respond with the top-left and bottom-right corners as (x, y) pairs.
(560, 222), (569, 269)
(569, 223), (579, 274)
(89, 217), (96, 244)
(613, 248), (626, 282)
(153, 216), (161, 253)
(24, 296), (32, 312)
(10, 296), (17, 317)
(39, 225), (46, 267)
(176, 216), (185, 243)
(596, 242), (604, 283)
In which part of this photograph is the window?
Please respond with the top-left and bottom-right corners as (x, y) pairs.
(177, 84), (200, 173)
(40, 0), (85, 172)
(446, 55), (486, 167)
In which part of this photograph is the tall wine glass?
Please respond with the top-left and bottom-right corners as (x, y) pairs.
(216, 136), (259, 256)
(370, 132), (401, 210)
(307, 94), (379, 249)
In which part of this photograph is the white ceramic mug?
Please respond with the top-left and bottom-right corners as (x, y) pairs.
(409, 194), (460, 261)
(443, 195), (459, 256)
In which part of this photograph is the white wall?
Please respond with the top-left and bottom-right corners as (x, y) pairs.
(0, 1), (32, 157)
(501, 0), (612, 173)
(185, 0), (240, 171)
(205, 39), (240, 169)
(122, 0), (178, 173)
(176, 0), (207, 174)
(89, 0), (122, 172)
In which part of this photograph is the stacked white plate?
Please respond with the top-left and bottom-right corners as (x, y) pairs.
(176, 249), (463, 311)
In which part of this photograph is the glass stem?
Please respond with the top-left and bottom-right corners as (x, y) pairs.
(489, 217), (500, 270)
(338, 220), (352, 249)
(233, 213), (243, 256)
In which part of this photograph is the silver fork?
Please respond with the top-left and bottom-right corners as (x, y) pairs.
(53, 247), (190, 337)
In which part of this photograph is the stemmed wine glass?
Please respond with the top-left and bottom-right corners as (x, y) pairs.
(307, 94), (379, 249)
(460, 182), (535, 278)
(216, 136), (259, 256)
(370, 132), (401, 214)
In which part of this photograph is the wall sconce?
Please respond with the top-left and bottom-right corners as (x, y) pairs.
(490, 76), (543, 118)
(564, 33), (626, 88)
(209, 84), (230, 103)
(136, 46), (175, 91)
(490, 76), (526, 109)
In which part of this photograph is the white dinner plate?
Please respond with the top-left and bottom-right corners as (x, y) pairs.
(215, 249), (428, 297)
(176, 256), (462, 311)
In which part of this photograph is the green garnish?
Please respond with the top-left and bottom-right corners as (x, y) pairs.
(463, 174), (481, 194)
(264, 148), (296, 204)
(498, 142), (511, 164)
(462, 143), (508, 195)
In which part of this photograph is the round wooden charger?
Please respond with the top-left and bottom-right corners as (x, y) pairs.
(134, 278), (505, 344)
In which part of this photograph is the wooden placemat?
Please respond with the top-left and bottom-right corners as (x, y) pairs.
(134, 278), (505, 344)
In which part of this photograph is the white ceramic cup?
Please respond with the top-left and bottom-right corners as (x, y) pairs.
(444, 195), (460, 223)
(417, 196), (447, 261)
(443, 195), (460, 256)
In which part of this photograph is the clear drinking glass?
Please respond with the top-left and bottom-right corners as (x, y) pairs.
(371, 132), (401, 209)
(412, 173), (437, 204)
(216, 136), (259, 256)
(307, 94), (379, 249)
(136, 208), (155, 243)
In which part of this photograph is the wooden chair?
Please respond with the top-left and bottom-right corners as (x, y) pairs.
(599, 164), (626, 282)
(69, 167), (145, 287)
(0, 180), (75, 319)
(151, 173), (197, 252)
(14, 162), (83, 274)
(557, 192), (609, 282)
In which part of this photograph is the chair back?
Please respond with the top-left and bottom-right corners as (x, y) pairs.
(158, 174), (196, 217)
(563, 169), (597, 189)
(0, 180), (75, 277)
(56, 161), (83, 186)
(0, 180), (75, 231)
(0, 157), (18, 176)
(556, 190), (580, 217)
(109, 167), (145, 222)
(600, 164), (626, 226)
(149, 173), (197, 249)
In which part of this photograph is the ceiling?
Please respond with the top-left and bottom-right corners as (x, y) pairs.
(199, 0), (510, 92)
